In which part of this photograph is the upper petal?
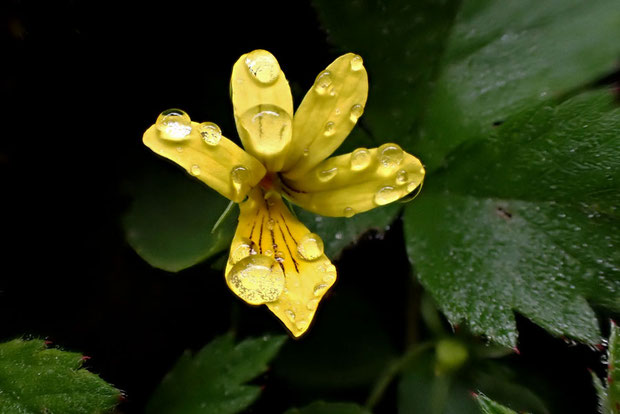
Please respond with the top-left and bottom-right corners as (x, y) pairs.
(143, 115), (266, 202)
(281, 144), (425, 217)
(281, 53), (368, 178)
(225, 187), (336, 337)
(231, 50), (294, 172)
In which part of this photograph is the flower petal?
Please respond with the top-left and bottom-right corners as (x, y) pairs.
(143, 122), (266, 202)
(281, 53), (368, 178)
(281, 144), (425, 217)
(225, 187), (336, 337)
(231, 50), (294, 172)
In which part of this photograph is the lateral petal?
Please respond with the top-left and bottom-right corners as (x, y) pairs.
(282, 53), (368, 178)
(143, 120), (266, 203)
(225, 187), (336, 337)
(231, 50), (294, 172)
(282, 144), (425, 217)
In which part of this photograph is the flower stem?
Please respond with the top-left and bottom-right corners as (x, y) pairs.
(365, 341), (434, 410)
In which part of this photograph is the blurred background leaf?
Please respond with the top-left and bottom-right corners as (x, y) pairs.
(146, 334), (285, 414)
(474, 393), (521, 414)
(0, 339), (120, 413)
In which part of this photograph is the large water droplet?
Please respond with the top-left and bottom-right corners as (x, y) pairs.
(343, 207), (355, 218)
(395, 169), (409, 185)
(349, 104), (364, 122)
(324, 121), (335, 136)
(190, 165), (201, 176)
(314, 71), (333, 95)
(317, 167), (338, 182)
(231, 165), (250, 192)
(350, 54), (364, 71)
(227, 255), (285, 305)
(239, 104), (292, 156)
(245, 50), (280, 84)
(297, 233), (324, 261)
(350, 148), (371, 171)
(378, 143), (404, 170)
(230, 237), (255, 264)
(156, 109), (192, 141)
(375, 186), (399, 205)
(199, 122), (222, 146)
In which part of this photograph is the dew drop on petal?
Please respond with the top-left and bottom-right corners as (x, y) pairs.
(343, 207), (355, 218)
(245, 50), (280, 84)
(349, 104), (364, 122)
(375, 186), (400, 205)
(190, 164), (201, 176)
(407, 181), (419, 192)
(317, 167), (338, 182)
(306, 298), (319, 310)
(303, 148), (310, 157)
(285, 309), (296, 321)
(267, 218), (275, 230)
(231, 165), (250, 192)
(296, 319), (308, 331)
(314, 71), (333, 95)
(274, 250), (285, 263)
(239, 104), (292, 156)
(322, 264), (337, 283)
(350, 54), (364, 71)
(199, 122), (222, 146)
(324, 121), (335, 136)
(313, 284), (328, 297)
(156, 109), (192, 141)
(378, 143), (404, 170)
(350, 148), (371, 171)
(176, 146), (184, 153)
(226, 255), (285, 305)
(297, 233), (324, 261)
(395, 169), (409, 185)
(229, 237), (255, 264)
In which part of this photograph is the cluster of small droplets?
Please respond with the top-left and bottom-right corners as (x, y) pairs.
(245, 50), (280, 84)
(199, 122), (222, 146)
(156, 109), (193, 141)
(297, 233), (325, 261)
(226, 255), (285, 305)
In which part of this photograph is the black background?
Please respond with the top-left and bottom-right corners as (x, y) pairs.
(0, 1), (609, 412)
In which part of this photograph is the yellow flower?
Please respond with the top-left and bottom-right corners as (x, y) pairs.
(142, 50), (425, 337)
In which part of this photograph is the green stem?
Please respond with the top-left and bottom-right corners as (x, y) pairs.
(365, 341), (434, 410)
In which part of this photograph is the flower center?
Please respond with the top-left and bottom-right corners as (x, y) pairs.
(259, 172), (279, 191)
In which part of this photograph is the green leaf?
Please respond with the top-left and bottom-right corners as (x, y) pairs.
(297, 204), (400, 258)
(475, 393), (522, 414)
(123, 163), (236, 272)
(284, 401), (371, 414)
(404, 91), (620, 347)
(0, 339), (120, 414)
(594, 321), (620, 414)
(314, 0), (620, 171)
(146, 334), (286, 414)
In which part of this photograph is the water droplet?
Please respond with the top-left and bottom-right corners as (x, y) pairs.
(274, 251), (285, 263)
(267, 218), (275, 230)
(375, 186), (399, 205)
(378, 143), (404, 170)
(245, 50), (280, 84)
(264, 249), (273, 257)
(156, 108), (192, 141)
(314, 71), (333, 95)
(395, 169), (409, 185)
(350, 148), (371, 171)
(296, 320), (308, 331)
(297, 233), (324, 261)
(322, 264), (337, 283)
(349, 104), (364, 122)
(190, 164), (201, 176)
(343, 207), (355, 218)
(176, 146), (184, 153)
(303, 148), (309, 157)
(227, 255), (285, 305)
(231, 165), (250, 192)
(350, 54), (363, 71)
(239, 104), (292, 156)
(335, 108), (341, 115)
(199, 122), (222, 146)
(285, 309), (296, 321)
(324, 121), (335, 136)
(306, 298), (319, 310)
(313, 284), (328, 296)
(317, 167), (338, 182)
(229, 237), (255, 264)
(407, 181), (419, 192)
